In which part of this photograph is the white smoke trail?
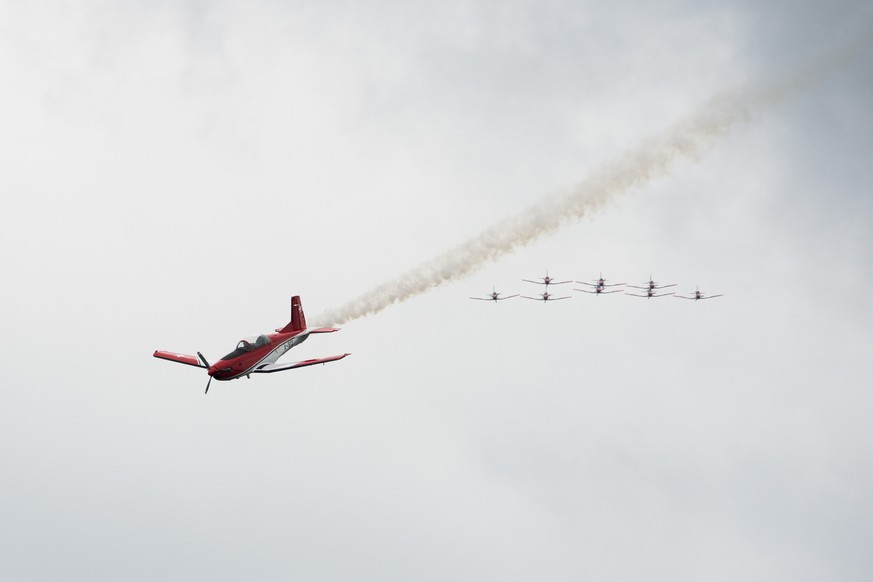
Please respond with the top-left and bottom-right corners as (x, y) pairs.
(315, 32), (870, 327)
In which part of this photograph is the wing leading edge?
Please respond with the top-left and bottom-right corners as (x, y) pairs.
(252, 353), (350, 373)
(154, 351), (206, 368)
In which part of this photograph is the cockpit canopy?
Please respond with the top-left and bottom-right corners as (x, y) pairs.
(222, 334), (271, 360)
(239, 335), (271, 350)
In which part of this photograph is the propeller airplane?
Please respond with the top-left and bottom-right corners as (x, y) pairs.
(625, 288), (675, 299)
(575, 285), (624, 295)
(470, 287), (518, 302)
(154, 295), (349, 394)
(522, 291), (572, 302)
(523, 270), (571, 287)
(575, 273), (625, 294)
(626, 275), (677, 292)
(675, 286), (723, 301)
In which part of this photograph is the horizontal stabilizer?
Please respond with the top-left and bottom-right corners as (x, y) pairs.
(252, 353), (350, 373)
(308, 327), (340, 334)
(154, 350), (206, 368)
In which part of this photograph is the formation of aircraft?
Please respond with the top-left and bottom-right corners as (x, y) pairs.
(471, 272), (722, 304)
(154, 295), (349, 393)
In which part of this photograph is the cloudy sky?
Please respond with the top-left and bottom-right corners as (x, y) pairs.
(2, 1), (872, 580)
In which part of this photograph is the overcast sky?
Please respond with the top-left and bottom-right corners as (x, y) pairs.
(2, 1), (872, 580)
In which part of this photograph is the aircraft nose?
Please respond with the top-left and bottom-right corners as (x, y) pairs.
(208, 365), (232, 378)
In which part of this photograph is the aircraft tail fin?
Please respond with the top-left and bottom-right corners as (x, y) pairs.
(278, 295), (307, 333)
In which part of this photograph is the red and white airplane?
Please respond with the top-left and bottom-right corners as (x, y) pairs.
(575, 273), (625, 295)
(523, 271), (571, 287)
(470, 287), (518, 302)
(675, 286), (723, 301)
(626, 275), (676, 292)
(625, 288), (675, 299)
(576, 273), (625, 290)
(575, 285), (624, 295)
(154, 296), (349, 393)
(522, 291), (571, 302)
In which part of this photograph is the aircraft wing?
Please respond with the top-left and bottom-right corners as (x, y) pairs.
(700, 294), (724, 300)
(575, 288), (598, 294)
(625, 293), (649, 297)
(551, 281), (572, 285)
(548, 296), (572, 301)
(521, 296), (543, 300)
(251, 353), (350, 373)
(655, 283), (677, 289)
(652, 292), (675, 297)
(522, 279), (543, 284)
(626, 284), (649, 289)
(601, 289), (623, 294)
(470, 297), (493, 301)
(153, 350), (206, 368)
(496, 294), (519, 300)
(674, 295), (696, 300)
(575, 281), (598, 287)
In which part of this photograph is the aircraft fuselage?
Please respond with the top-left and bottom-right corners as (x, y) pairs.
(208, 329), (312, 381)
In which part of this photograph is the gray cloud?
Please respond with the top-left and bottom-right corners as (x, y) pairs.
(1, 2), (872, 581)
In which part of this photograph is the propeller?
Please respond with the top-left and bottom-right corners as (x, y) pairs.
(197, 352), (212, 395)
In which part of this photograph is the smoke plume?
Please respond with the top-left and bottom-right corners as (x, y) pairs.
(315, 34), (870, 327)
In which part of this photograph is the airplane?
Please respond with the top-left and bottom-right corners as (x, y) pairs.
(522, 270), (571, 287)
(575, 273), (625, 290)
(522, 291), (571, 302)
(154, 295), (350, 394)
(625, 288), (675, 299)
(675, 285), (723, 301)
(626, 275), (677, 292)
(575, 285), (624, 295)
(470, 287), (518, 302)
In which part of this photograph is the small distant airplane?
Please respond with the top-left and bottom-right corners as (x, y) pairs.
(576, 273), (625, 292)
(470, 287), (518, 302)
(154, 295), (349, 394)
(675, 286), (723, 301)
(522, 291), (571, 302)
(523, 271), (571, 287)
(626, 275), (676, 292)
(575, 285), (624, 295)
(626, 288), (675, 299)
